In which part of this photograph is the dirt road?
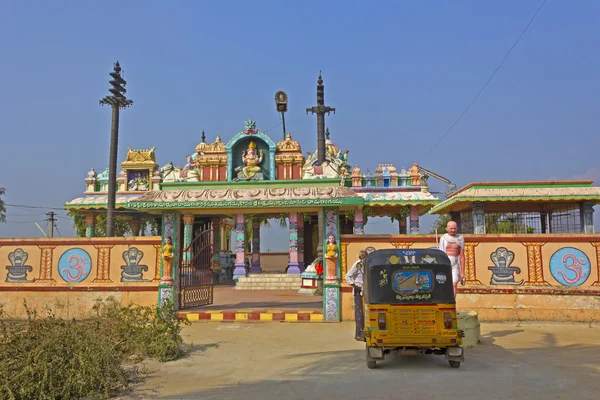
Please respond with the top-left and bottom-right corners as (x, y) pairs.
(120, 322), (600, 399)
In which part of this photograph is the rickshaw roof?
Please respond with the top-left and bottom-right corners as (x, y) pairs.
(365, 248), (451, 269)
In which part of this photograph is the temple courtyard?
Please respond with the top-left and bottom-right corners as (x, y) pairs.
(118, 322), (599, 399)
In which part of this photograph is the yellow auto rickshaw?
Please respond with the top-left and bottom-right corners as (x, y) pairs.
(362, 248), (464, 369)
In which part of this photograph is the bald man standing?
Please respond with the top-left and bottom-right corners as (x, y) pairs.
(438, 221), (465, 297)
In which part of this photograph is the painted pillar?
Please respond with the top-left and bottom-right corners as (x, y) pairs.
(323, 207), (341, 322)
(540, 211), (548, 234)
(233, 214), (247, 280)
(159, 211), (181, 309)
(472, 202), (486, 234)
(298, 215), (305, 272)
(130, 218), (141, 236)
(317, 209), (324, 259)
(211, 217), (222, 280)
(353, 208), (364, 235)
(409, 205), (420, 234)
(250, 218), (262, 273)
(580, 201), (595, 234)
(398, 217), (407, 234)
(84, 212), (97, 238)
(288, 212), (301, 274)
(182, 215), (194, 268)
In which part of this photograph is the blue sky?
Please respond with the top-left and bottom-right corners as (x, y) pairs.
(1, 1), (599, 248)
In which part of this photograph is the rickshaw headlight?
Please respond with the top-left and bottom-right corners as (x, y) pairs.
(377, 313), (387, 330)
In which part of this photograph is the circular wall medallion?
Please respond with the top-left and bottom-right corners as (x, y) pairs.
(549, 247), (590, 286)
(58, 248), (92, 283)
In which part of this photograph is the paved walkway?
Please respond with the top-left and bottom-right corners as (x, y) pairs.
(178, 287), (323, 321)
(119, 322), (600, 399)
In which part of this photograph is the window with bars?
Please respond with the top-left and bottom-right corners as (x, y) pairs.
(458, 206), (583, 234)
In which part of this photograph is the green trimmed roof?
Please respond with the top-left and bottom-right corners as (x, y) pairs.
(429, 180), (600, 214)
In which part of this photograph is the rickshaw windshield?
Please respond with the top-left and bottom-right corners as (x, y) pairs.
(364, 249), (455, 305)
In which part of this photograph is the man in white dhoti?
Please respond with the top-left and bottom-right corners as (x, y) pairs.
(438, 221), (465, 297)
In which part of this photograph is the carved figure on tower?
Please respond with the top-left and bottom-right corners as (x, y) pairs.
(235, 141), (264, 181)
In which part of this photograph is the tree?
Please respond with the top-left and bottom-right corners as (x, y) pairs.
(430, 214), (452, 234)
(0, 186), (5, 223)
(67, 210), (132, 237)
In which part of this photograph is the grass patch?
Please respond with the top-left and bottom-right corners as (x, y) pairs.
(0, 298), (190, 399)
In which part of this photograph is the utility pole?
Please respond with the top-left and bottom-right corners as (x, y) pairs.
(99, 61), (133, 237)
(46, 212), (56, 238)
(306, 72), (335, 165)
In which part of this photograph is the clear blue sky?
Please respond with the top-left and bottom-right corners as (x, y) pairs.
(1, 1), (599, 248)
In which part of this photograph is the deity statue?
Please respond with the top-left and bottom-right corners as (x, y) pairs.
(325, 234), (339, 283)
(235, 141), (264, 181)
(161, 236), (174, 283)
(128, 172), (149, 191)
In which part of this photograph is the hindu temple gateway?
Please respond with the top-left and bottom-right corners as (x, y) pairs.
(2, 73), (600, 322)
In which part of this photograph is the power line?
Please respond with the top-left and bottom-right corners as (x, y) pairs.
(422, 0), (547, 159)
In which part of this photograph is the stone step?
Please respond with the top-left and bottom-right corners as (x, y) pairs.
(235, 280), (302, 290)
(236, 281), (301, 287)
(235, 285), (302, 290)
(238, 277), (302, 283)
(247, 273), (299, 278)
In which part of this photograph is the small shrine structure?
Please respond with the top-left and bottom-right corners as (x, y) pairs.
(429, 180), (600, 234)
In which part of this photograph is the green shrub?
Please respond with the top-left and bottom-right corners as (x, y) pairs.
(0, 298), (190, 399)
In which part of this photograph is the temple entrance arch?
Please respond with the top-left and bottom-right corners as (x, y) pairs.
(225, 119), (277, 181)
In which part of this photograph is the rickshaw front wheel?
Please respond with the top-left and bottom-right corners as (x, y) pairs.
(448, 360), (461, 368)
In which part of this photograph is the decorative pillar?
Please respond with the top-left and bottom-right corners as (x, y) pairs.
(130, 218), (141, 237)
(590, 242), (600, 286)
(298, 215), (305, 272)
(521, 242), (550, 286)
(153, 243), (162, 282)
(353, 207), (364, 234)
(84, 212), (97, 238)
(398, 217), (407, 234)
(580, 201), (595, 233)
(463, 242), (482, 285)
(317, 209), (324, 259)
(250, 217), (262, 273)
(409, 205), (420, 234)
(233, 214), (247, 280)
(323, 207), (341, 322)
(37, 245), (57, 283)
(212, 217), (222, 274)
(92, 244), (113, 283)
(472, 202), (485, 234)
(182, 215), (194, 268)
(158, 211), (181, 308)
(288, 212), (301, 274)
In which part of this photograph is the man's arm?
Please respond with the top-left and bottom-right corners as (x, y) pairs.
(345, 262), (358, 286)
(459, 246), (466, 279)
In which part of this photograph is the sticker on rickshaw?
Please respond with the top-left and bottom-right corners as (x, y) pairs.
(392, 270), (434, 295)
(379, 270), (389, 286)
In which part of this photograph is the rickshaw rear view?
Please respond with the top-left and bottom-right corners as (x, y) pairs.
(362, 248), (465, 369)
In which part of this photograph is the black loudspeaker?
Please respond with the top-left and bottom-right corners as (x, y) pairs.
(275, 91), (288, 112)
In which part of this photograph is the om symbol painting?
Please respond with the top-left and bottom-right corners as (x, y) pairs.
(58, 248), (92, 283)
(549, 247), (591, 287)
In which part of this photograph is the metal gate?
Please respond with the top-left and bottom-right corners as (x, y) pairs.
(179, 225), (214, 309)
